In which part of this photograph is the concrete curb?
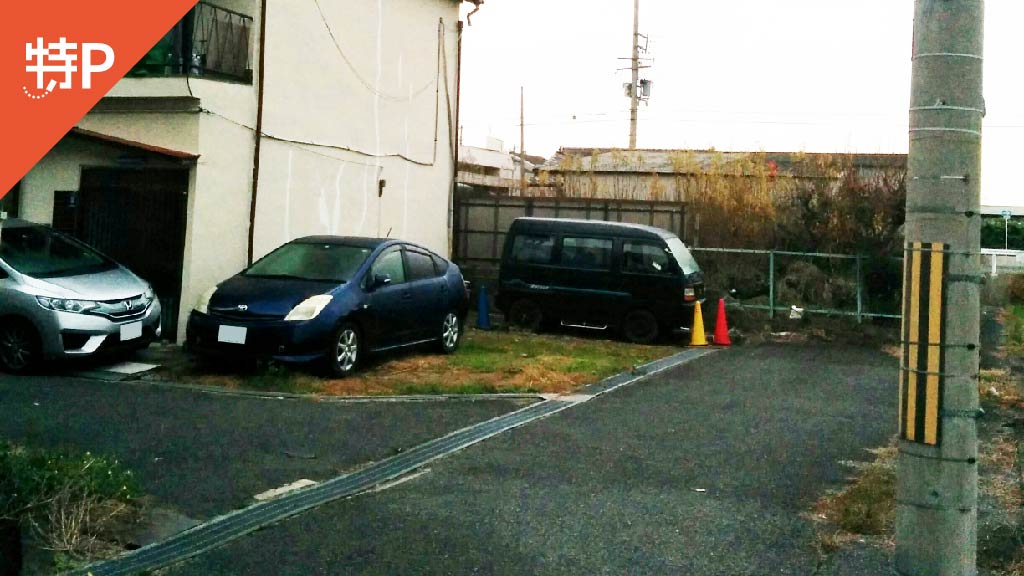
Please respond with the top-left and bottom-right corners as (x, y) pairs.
(69, 346), (719, 404)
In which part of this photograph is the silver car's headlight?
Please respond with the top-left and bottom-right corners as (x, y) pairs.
(143, 286), (155, 305)
(194, 286), (218, 315)
(284, 295), (332, 321)
(36, 296), (100, 314)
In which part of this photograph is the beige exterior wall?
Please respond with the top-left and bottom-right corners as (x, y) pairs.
(177, 112), (254, 341)
(17, 0), (460, 343)
(252, 0), (459, 259)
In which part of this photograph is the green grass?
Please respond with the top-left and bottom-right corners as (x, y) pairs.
(451, 330), (674, 381)
(1006, 304), (1024, 349)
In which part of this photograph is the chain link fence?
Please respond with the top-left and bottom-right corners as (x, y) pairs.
(691, 247), (904, 322)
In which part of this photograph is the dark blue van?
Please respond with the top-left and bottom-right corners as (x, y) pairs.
(496, 218), (704, 343)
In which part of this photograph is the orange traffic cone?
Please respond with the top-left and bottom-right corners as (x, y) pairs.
(713, 298), (731, 346)
(689, 301), (708, 346)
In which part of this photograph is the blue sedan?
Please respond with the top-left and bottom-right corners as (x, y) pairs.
(186, 237), (469, 376)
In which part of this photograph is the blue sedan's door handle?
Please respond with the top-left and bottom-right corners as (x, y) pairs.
(401, 290), (412, 300)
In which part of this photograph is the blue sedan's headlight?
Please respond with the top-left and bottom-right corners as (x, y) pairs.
(284, 295), (333, 321)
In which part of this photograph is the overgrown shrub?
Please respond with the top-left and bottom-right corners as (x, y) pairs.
(777, 261), (829, 306)
(0, 443), (139, 564)
(1009, 275), (1024, 305)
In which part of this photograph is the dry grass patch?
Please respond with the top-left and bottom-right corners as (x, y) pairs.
(981, 369), (1023, 407)
(981, 434), (1022, 512)
(159, 329), (678, 396)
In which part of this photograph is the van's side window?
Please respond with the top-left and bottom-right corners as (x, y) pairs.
(622, 241), (672, 275)
(560, 237), (613, 270)
(511, 235), (555, 264)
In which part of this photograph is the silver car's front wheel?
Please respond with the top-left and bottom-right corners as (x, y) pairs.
(439, 311), (461, 354)
(328, 324), (361, 377)
(0, 320), (40, 374)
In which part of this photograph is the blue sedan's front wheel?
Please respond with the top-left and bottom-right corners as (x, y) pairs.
(328, 323), (362, 377)
(439, 311), (461, 354)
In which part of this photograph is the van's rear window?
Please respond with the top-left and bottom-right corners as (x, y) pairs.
(510, 235), (554, 264)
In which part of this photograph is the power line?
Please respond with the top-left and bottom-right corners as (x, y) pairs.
(312, 0), (436, 103)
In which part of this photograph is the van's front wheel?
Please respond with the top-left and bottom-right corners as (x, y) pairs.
(621, 309), (659, 344)
(507, 299), (543, 332)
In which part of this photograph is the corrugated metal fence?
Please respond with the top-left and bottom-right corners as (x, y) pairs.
(452, 194), (686, 287)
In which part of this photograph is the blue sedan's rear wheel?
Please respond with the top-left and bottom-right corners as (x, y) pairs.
(439, 311), (461, 354)
(328, 323), (361, 377)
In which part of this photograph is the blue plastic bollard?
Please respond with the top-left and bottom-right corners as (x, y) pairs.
(476, 285), (492, 330)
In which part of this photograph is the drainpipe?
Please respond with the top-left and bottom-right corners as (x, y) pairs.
(450, 19), (463, 258)
(247, 0), (268, 265)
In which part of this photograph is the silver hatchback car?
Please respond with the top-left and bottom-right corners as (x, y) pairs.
(0, 218), (162, 373)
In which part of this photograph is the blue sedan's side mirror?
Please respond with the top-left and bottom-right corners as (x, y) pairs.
(370, 273), (392, 290)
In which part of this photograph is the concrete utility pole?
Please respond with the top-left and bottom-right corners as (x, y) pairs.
(897, 1), (984, 574)
(520, 86), (527, 196)
(628, 0), (640, 149)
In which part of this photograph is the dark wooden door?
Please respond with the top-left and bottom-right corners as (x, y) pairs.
(76, 168), (189, 338)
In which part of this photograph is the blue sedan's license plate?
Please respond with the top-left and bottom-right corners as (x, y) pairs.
(217, 325), (247, 344)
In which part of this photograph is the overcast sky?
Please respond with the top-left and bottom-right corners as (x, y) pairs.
(458, 1), (1023, 207)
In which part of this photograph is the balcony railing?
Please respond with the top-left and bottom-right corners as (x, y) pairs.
(127, 2), (254, 83)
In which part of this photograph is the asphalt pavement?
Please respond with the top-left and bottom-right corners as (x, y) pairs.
(162, 342), (897, 575)
(0, 375), (531, 520)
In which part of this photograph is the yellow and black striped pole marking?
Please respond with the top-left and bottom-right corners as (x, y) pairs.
(899, 242), (948, 446)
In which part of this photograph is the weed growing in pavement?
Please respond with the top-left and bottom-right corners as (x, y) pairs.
(396, 381), (538, 395)
(815, 444), (897, 536)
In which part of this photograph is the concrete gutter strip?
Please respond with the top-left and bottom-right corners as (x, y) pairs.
(70, 347), (718, 576)
(118, 378), (548, 403)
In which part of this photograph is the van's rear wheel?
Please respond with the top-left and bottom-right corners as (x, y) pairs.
(622, 310), (659, 344)
(507, 299), (543, 332)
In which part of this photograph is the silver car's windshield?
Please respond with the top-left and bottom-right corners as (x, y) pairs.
(0, 225), (115, 278)
(244, 242), (372, 283)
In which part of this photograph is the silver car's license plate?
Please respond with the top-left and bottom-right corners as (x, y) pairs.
(217, 325), (247, 344)
(119, 321), (143, 341)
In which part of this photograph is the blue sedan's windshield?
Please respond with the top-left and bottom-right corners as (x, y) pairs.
(245, 242), (372, 283)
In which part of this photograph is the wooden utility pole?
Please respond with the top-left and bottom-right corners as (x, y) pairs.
(896, 1), (983, 574)
(520, 86), (526, 196)
(628, 0), (639, 149)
